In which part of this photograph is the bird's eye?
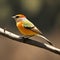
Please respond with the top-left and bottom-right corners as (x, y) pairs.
(15, 16), (19, 18)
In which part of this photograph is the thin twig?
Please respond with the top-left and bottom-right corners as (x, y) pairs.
(0, 27), (60, 55)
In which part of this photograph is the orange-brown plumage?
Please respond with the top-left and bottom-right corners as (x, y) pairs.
(17, 21), (36, 36)
(16, 14), (26, 18)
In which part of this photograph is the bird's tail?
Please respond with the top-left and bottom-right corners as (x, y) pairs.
(36, 34), (53, 45)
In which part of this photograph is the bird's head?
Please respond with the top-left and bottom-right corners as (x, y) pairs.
(12, 14), (27, 22)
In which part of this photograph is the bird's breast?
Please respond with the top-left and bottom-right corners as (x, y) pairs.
(16, 21), (36, 36)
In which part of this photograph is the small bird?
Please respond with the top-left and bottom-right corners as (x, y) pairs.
(12, 14), (53, 45)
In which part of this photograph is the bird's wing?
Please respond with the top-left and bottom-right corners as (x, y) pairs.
(23, 20), (42, 34)
(23, 20), (53, 45)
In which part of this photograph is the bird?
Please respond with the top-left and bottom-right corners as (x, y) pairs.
(12, 14), (53, 45)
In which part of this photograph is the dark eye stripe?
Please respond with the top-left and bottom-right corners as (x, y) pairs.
(16, 16), (19, 18)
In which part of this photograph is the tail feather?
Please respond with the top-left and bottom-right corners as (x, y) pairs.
(37, 34), (53, 45)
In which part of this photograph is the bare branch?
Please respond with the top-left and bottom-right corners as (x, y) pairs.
(0, 27), (60, 55)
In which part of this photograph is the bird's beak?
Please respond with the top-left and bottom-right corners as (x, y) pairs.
(12, 16), (16, 19)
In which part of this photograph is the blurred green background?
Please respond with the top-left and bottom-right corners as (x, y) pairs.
(0, 0), (60, 60)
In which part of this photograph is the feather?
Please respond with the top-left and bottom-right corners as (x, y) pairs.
(23, 20), (42, 34)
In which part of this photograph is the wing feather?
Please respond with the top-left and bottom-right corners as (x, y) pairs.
(23, 20), (42, 34)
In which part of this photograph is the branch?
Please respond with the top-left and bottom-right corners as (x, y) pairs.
(0, 27), (60, 55)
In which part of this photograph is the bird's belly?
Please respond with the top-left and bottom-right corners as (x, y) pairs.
(17, 26), (36, 36)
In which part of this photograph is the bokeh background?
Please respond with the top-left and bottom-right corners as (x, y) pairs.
(0, 0), (60, 60)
